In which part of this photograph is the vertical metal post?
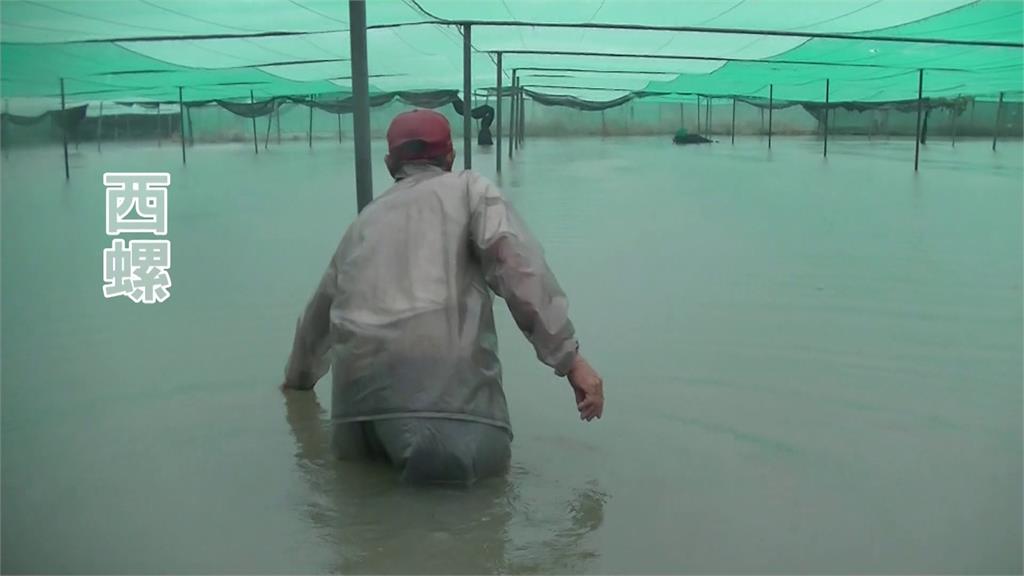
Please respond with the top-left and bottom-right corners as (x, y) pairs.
(248, 89), (258, 153)
(349, 0), (373, 211)
(462, 23), (472, 169)
(186, 104), (194, 146)
(515, 82), (521, 148)
(679, 102), (684, 128)
(2, 99), (8, 159)
(156, 103), (162, 147)
(917, 68), (925, 169)
(508, 71), (516, 159)
(264, 103), (273, 149)
(337, 113), (342, 143)
(276, 103), (281, 144)
(308, 95), (313, 148)
(178, 87), (186, 164)
(731, 98), (736, 144)
(696, 96), (701, 134)
(96, 101), (104, 153)
(60, 78), (69, 179)
(951, 108), (957, 147)
(768, 84), (774, 149)
(992, 91), (1004, 151)
(518, 84), (525, 147)
(495, 52), (503, 172)
(514, 81), (520, 148)
(823, 79), (830, 158)
(707, 97), (712, 135)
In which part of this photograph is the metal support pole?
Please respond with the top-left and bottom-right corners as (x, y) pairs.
(337, 113), (342, 143)
(707, 97), (712, 135)
(823, 79), (830, 158)
(951, 108), (957, 147)
(264, 106), (273, 149)
(992, 91), (1004, 151)
(768, 84), (774, 149)
(514, 85), (520, 147)
(2, 99), (8, 159)
(731, 98), (736, 144)
(914, 69), (924, 171)
(696, 96), (701, 134)
(276, 104), (281, 145)
(508, 71), (516, 159)
(349, 0), (373, 211)
(178, 87), (186, 164)
(248, 91), (258, 154)
(495, 52), (503, 173)
(186, 104), (194, 146)
(518, 85), (525, 147)
(679, 102), (684, 128)
(462, 23), (472, 169)
(515, 78), (521, 150)
(157, 103), (162, 147)
(96, 101), (104, 153)
(60, 78), (69, 180)
(308, 95), (313, 148)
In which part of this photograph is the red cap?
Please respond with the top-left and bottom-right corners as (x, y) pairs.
(386, 109), (453, 161)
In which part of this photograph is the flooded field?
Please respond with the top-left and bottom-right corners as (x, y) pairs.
(2, 135), (1021, 573)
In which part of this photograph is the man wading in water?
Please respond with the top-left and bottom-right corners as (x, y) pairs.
(282, 109), (604, 485)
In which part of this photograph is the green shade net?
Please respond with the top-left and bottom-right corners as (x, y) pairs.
(1, 0), (1021, 108)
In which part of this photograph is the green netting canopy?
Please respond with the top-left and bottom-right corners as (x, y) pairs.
(1, 0), (1021, 108)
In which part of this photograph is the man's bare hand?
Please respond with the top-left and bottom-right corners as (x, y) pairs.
(567, 355), (604, 421)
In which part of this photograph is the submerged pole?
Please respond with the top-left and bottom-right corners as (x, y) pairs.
(178, 87), (186, 164)
(276, 104), (281, 144)
(992, 91), (1004, 151)
(696, 96), (701, 134)
(914, 69), (924, 171)
(308, 95), (313, 148)
(337, 112), (342, 143)
(823, 79), (830, 158)
(462, 23), (472, 169)
(768, 84), (774, 149)
(496, 52), (503, 172)
(349, 0), (373, 211)
(156, 103), (162, 147)
(2, 99), (8, 158)
(264, 106), (273, 149)
(96, 101), (104, 153)
(60, 78), (69, 180)
(518, 85), (525, 147)
(508, 71), (516, 158)
(951, 108), (957, 147)
(731, 97), (736, 144)
(707, 97), (712, 135)
(186, 104), (194, 146)
(680, 102), (685, 128)
(249, 90), (258, 155)
(514, 78), (521, 150)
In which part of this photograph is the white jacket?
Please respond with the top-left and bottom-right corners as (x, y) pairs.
(285, 164), (578, 434)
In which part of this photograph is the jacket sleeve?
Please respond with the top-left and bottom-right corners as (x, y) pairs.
(283, 254), (339, 389)
(467, 172), (579, 375)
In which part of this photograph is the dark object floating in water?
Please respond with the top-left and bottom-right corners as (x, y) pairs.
(673, 129), (713, 145)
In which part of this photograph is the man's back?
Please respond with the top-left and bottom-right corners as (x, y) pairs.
(327, 165), (514, 431)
